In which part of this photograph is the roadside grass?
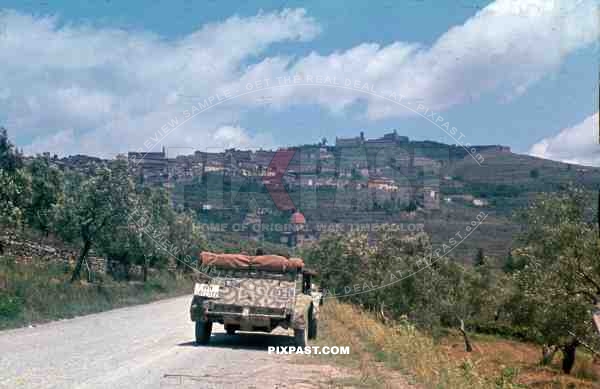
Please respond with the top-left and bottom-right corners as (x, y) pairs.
(442, 332), (600, 387)
(0, 255), (194, 330)
(311, 300), (599, 389)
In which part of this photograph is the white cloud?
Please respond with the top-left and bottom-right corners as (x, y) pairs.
(2, 8), (316, 156)
(23, 125), (274, 157)
(272, 0), (599, 119)
(23, 129), (77, 156)
(2, 0), (598, 156)
(210, 125), (275, 151)
(529, 112), (600, 167)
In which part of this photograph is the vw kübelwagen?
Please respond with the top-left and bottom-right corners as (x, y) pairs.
(190, 252), (321, 346)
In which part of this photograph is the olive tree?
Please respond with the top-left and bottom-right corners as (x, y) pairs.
(512, 188), (600, 374)
(0, 127), (22, 172)
(25, 158), (63, 236)
(0, 128), (29, 229)
(169, 210), (206, 271)
(55, 161), (133, 282)
(128, 187), (175, 280)
(302, 232), (372, 305)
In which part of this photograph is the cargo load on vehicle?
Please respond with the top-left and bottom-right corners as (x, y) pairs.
(199, 251), (304, 272)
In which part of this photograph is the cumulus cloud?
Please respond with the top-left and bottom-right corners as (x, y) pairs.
(2, 8), (317, 156)
(266, 0), (599, 119)
(529, 112), (600, 167)
(2, 0), (598, 156)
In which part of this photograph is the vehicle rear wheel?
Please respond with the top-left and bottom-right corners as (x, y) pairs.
(294, 328), (307, 348)
(195, 320), (212, 345)
(225, 325), (236, 335)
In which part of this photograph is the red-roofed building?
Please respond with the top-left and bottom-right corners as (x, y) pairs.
(290, 211), (306, 225)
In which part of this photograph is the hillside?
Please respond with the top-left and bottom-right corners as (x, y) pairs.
(44, 136), (600, 262)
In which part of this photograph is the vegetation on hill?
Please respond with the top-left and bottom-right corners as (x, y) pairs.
(302, 187), (600, 383)
(0, 256), (194, 330)
(0, 128), (206, 283)
(0, 128), (210, 328)
(3, 126), (599, 386)
(315, 300), (598, 388)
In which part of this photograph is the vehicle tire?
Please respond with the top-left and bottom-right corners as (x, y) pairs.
(195, 320), (212, 345)
(308, 316), (318, 340)
(294, 328), (308, 348)
(225, 325), (236, 336)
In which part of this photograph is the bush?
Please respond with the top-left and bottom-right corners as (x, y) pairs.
(471, 322), (537, 341)
(0, 293), (22, 318)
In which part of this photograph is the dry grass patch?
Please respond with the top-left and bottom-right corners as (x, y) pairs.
(315, 300), (600, 389)
(440, 333), (599, 389)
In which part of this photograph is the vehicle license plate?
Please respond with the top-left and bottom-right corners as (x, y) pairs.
(194, 283), (220, 298)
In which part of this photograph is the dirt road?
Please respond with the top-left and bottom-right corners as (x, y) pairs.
(0, 296), (352, 388)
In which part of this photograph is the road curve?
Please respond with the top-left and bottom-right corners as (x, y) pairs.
(0, 296), (347, 389)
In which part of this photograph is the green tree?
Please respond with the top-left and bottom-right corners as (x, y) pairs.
(169, 210), (205, 271)
(130, 187), (175, 280)
(502, 249), (523, 273)
(0, 169), (31, 228)
(303, 232), (371, 305)
(0, 127), (23, 172)
(99, 220), (141, 281)
(0, 128), (29, 228)
(55, 161), (133, 282)
(474, 248), (485, 266)
(305, 229), (510, 352)
(25, 158), (63, 235)
(408, 259), (505, 352)
(511, 188), (600, 374)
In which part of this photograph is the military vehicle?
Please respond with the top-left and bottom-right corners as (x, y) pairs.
(190, 252), (321, 346)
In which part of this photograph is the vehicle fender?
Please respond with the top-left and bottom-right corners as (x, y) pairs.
(292, 294), (313, 330)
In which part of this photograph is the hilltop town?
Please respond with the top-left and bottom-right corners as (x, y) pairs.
(24, 131), (517, 254)
(127, 131), (509, 186)
(35, 131), (510, 211)
(28, 130), (600, 259)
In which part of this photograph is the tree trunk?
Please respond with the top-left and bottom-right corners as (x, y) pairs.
(541, 345), (558, 365)
(143, 256), (148, 282)
(378, 301), (389, 324)
(71, 240), (91, 283)
(85, 256), (93, 283)
(459, 319), (473, 352)
(124, 262), (131, 281)
(561, 340), (579, 374)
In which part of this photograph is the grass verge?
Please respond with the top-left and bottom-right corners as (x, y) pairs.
(0, 255), (194, 330)
(310, 300), (599, 389)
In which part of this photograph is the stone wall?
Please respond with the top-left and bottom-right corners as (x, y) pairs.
(0, 234), (151, 278)
(0, 233), (108, 274)
(1, 234), (78, 267)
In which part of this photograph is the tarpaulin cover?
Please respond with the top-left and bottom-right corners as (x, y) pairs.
(200, 252), (304, 272)
(200, 252), (251, 269)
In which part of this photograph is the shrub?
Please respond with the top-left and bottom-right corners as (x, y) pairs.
(0, 293), (22, 318)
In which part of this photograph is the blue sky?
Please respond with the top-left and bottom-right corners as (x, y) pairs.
(1, 0), (599, 165)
